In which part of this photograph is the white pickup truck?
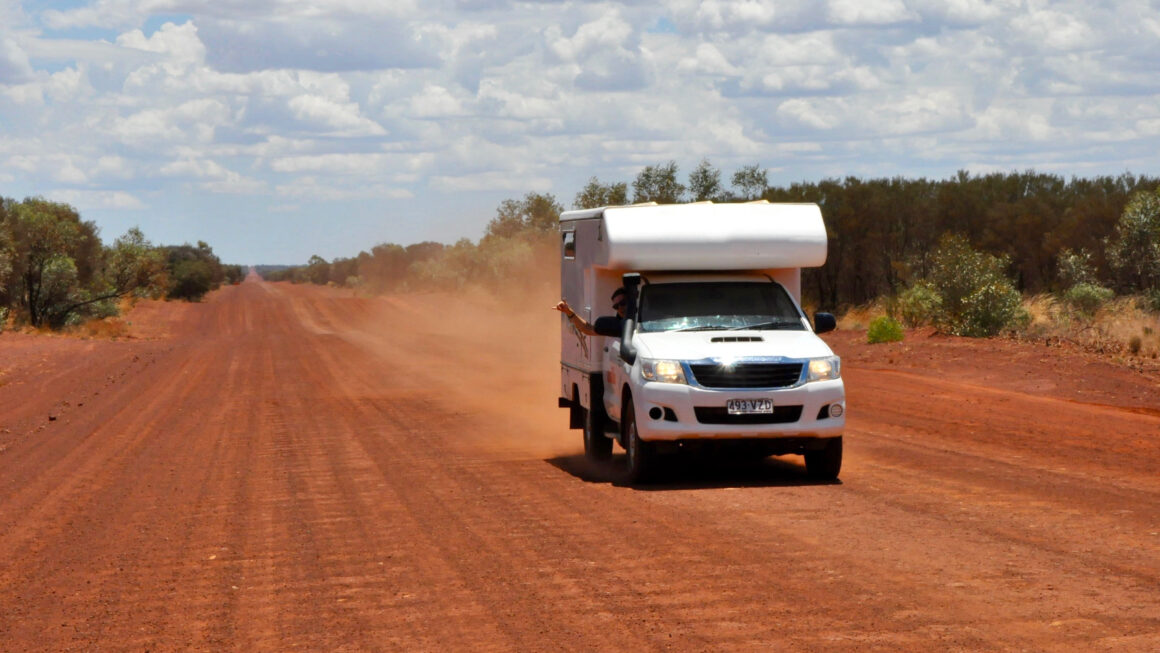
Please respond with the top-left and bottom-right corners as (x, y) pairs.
(557, 202), (845, 483)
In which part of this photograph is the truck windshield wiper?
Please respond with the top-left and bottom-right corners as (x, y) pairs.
(672, 325), (732, 332)
(729, 320), (799, 330)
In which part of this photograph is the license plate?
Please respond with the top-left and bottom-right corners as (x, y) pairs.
(726, 398), (774, 415)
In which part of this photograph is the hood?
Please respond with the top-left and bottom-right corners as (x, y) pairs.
(632, 329), (835, 361)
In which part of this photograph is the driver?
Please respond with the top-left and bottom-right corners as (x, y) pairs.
(554, 287), (626, 337)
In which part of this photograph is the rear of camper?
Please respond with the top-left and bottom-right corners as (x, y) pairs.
(557, 202), (845, 483)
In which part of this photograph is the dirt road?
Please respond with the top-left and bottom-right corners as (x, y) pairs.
(2, 278), (1158, 651)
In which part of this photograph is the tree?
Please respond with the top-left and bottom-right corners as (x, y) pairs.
(223, 264), (246, 285)
(484, 192), (563, 239)
(688, 158), (723, 202)
(731, 164), (768, 200)
(328, 257), (358, 286)
(34, 228), (165, 329)
(6, 198), (99, 326)
(164, 241), (227, 301)
(104, 228), (166, 298)
(1105, 187), (1160, 292)
(0, 207), (13, 309)
(574, 177), (629, 209)
(305, 255), (331, 285)
(632, 161), (685, 204)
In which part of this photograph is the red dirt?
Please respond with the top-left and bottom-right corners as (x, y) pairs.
(2, 277), (1158, 651)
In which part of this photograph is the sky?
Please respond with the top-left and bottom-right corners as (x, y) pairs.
(1, 1), (1159, 264)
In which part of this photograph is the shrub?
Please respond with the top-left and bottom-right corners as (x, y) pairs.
(168, 259), (215, 301)
(867, 316), (904, 344)
(895, 281), (942, 327)
(921, 234), (1029, 337)
(956, 281), (1030, 337)
(223, 264), (245, 285)
(1063, 283), (1114, 317)
(1056, 248), (1097, 288)
(1129, 335), (1143, 355)
(0, 306), (7, 333)
(1149, 287), (1160, 313)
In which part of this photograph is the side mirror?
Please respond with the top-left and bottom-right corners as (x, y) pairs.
(813, 312), (836, 334)
(619, 273), (642, 365)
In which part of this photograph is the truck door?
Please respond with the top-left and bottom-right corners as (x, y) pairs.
(602, 338), (623, 422)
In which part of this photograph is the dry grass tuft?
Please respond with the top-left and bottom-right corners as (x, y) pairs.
(1019, 295), (1160, 359)
(68, 317), (132, 340)
(838, 300), (889, 331)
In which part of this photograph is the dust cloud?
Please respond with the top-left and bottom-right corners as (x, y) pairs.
(363, 283), (581, 461)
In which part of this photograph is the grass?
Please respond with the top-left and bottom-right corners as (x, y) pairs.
(838, 292), (1160, 361)
(1019, 294), (1160, 359)
(837, 300), (889, 331)
(73, 317), (132, 339)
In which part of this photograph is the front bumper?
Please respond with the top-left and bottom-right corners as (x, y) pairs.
(632, 378), (845, 441)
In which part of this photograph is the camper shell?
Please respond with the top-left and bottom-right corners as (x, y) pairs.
(558, 202), (845, 482)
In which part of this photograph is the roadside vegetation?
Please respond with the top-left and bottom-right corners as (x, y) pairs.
(0, 196), (243, 333)
(263, 162), (1160, 360)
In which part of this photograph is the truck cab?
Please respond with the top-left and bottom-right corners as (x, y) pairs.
(558, 202), (845, 483)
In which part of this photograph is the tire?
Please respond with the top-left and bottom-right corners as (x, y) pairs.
(582, 405), (612, 462)
(804, 436), (842, 481)
(623, 397), (655, 484)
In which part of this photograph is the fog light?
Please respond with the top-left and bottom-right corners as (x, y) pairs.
(829, 403), (844, 418)
(649, 406), (663, 420)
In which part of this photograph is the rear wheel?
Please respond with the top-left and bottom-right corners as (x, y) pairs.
(804, 436), (842, 480)
(624, 397), (655, 484)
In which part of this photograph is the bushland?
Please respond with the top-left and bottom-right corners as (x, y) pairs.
(0, 196), (242, 332)
(263, 163), (1160, 357)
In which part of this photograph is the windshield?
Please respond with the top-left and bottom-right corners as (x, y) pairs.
(637, 281), (806, 333)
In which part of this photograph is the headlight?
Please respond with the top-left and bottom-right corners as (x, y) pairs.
(806, 356), (841, 382)
(641, 358), (687, 384)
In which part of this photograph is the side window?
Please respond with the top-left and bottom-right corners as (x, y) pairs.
(562, 231), (576, 259)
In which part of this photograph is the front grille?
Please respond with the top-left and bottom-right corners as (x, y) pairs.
(694, 405), (803, 425)
(688, 362), (803, 388)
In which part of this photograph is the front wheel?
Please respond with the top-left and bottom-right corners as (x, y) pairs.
(804, 436), (842, 480)
(623, 397), (655, 484)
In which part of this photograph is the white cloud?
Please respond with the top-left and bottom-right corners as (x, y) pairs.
(973, 101), (1057, 142)
(548, 11), (632, 62)
(667, 0), (780, 33)
(546, 9), (652, 91)
(0, 1), (1156, 262)
(112, 98), (232, 146)
(273, 177), (412, 200)
(777, 98), (839, 130)
(430, 170), (552, 192)
(116, 21), (205, 64)
(41, 0), (420, 30)
(94, 155), (133, 179)
(159, 157), (265, 193)
(827, 0), (917, 25)
(287, 95), (387, 136)
(407, 84), (467, 118)
(677, 43), (738, 76)
(46, 189), (147, 210)
(269, 153), (387, 174)
(1010, 8), (1093, 51)
(0, 34), (33, 83)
